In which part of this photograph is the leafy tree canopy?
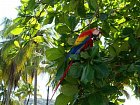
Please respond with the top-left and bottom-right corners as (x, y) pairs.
(0, 0), (140, 105)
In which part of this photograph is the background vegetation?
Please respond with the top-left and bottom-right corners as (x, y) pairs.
(0, 0), (140, 105)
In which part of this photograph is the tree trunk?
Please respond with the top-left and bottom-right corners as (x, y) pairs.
(25, 94), (30, 105)
(46, 76), (51, 105)
(34, 69), (37, 105)
(5, 80), (11, 105)
(46, 85), (49, 105)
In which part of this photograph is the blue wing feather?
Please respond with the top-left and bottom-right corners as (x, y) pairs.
(65, 36), (91, 60)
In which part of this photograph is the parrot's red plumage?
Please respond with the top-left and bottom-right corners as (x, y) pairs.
(51, 28), (101, 100)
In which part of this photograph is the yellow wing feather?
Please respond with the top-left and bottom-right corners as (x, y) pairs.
(74, 35), (89, 46)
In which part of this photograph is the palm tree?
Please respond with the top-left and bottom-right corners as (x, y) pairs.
(0, 8), (56, 104)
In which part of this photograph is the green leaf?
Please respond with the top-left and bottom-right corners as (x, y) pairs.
(80, 51), (90, 59)
(55, 63), (65, 80)
(117, 99), (125, 103)
(55, 93), (73, 105)
(100, 13), (108, 21)
(33, 36), (44, 43)
(128, 64), (135, 72)
(90, 45), (99, 58)
(69, 0), (78, 12)
(117, 17), (126, 24)
(122, 27), (134, 37)
(42, 0), (55, 5)
(100, 86), (118, 95)
(69, 54), (80, 61)
(77, 0), (86, 17)
(128, 36), (137, 48)
(28, 17), (37, 25)
(102, 21), (110, 37)
(65, 77), (78, 85)
(46, 48), (64, 61)
(27, 0), (35, 11)
(94, 63), (109, 79)
(1, 40), (15, 59)
(21, 0), (29, 3)
(43, 14), (54, 25)
(108, 45), (117, 58)
(0, 70), (3, 81)
(135, 65), (140, 72)
(4, 22), (20, 36)
(14, 41), (20, 48)
(55, 24), (71, 34)
(61, 84), (78, 96)
(81, 98), (90, 105)
(67, 15), (79, 30)
(109, 102), (116, 105)
(36, 23), (41, 30)
(81, 64), (95, 84)
(69, 62), (82, 78)
(67, 37), (76, 45)
(88, 0), (98, 10)
(22, 17), (31, 25)
(112, 39), (129, 55)
(88, 93), (107, 105)
(86, 13), (94, 19)
(11, 27), (23, 35)
(13, 17), (22, 23)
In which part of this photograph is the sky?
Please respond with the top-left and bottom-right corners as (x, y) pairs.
(0, 0), (140, 104)
(0, 0), (21, 30)
(0, 0), (20, 19)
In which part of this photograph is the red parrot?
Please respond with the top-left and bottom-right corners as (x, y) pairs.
(51, 28), (101, 99)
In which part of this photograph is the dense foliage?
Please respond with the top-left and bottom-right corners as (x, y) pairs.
(0, 0), (140, 105)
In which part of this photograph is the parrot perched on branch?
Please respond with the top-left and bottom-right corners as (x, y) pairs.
(51, 28), (101, 99)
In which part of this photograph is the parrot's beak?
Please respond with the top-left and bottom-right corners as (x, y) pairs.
(92, 28), (102, 41)
(97, 27), (102, 37)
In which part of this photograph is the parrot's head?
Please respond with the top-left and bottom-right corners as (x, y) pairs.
(91, 28), (101, 41)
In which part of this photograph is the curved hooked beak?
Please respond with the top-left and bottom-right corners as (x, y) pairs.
(92, 28), (102, 41)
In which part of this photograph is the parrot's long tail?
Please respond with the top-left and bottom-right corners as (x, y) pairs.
(50, 61), (73, 100)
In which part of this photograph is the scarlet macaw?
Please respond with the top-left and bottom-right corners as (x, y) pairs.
(66, 28), (101, 59)
(51, 28), (101, 99)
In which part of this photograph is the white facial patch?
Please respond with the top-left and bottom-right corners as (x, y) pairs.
(92, 29), (100, 35)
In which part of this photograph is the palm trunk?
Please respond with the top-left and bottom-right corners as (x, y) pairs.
(34, 68), (37, 105)
(25, 94), (30, 105)
(5, 80), (11, 105)
(46, 76), (51, 105)
(46, 85), (50, 105)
